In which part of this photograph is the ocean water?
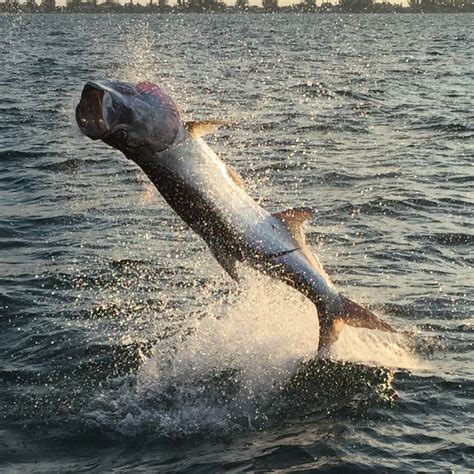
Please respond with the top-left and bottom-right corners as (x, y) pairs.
(1, 12), (473, 471)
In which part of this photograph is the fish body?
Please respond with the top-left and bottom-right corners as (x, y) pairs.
(76, 81), (395, 351)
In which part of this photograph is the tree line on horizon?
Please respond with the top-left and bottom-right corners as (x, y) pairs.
(1, 0), (472, 13)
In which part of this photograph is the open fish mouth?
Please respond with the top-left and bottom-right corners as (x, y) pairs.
(75, 82), (112, 140)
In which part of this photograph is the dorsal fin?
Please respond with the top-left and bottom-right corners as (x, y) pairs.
(185, 120), (235, 138)
(273, 208), (313, 245)
(226, 164), (245, 189)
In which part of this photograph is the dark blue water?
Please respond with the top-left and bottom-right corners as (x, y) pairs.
(1, 13), (473, 471)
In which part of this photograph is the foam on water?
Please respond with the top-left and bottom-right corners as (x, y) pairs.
(331, 326), (422, 370)
(83, 269), (420, 437)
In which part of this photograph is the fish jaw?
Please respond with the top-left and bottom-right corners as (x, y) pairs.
(76, 81), (180, 154)
(76, 82), (116, 140)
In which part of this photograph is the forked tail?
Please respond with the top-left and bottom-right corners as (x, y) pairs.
(317, 295), (396, 352)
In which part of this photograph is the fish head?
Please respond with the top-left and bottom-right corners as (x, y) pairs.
(75, 81), (180, 154)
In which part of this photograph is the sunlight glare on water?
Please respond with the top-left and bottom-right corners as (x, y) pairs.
(0, 12), (472, 472)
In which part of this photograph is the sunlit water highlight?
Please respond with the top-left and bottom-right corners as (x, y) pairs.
(1, 12), (472, 472)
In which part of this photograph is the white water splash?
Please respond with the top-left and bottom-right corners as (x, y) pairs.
(138, 273), (319, 399)
(137, 270), (421, 398)
(83, 268), (421, 437)
(331, 326), (421, 370)
(117, 20), (159, 83)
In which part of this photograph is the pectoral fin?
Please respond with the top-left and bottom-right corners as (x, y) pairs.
(208, 241), (239, 281)
(185, 120), (236, 138)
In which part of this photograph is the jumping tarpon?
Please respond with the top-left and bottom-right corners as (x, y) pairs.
(75, 81), (396, 352)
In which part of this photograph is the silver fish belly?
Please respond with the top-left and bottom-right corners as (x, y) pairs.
(75, 80), (397, 352)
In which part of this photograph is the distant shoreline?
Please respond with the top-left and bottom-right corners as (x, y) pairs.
(1, 8), (473, 14)
(1, 0), (473, 15)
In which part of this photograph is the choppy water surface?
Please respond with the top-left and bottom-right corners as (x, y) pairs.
(1, 13), (472, 471)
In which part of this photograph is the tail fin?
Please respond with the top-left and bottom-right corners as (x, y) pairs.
(339, 296), (395, 332)
(318, 295), (396, 352)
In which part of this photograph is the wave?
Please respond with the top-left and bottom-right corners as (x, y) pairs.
(329, 197), (440, 218)
(408, 232), (473, 246)
(0, 150), (49, 161)
(37, 158), (105, 173)
(411, 120), (473, 134)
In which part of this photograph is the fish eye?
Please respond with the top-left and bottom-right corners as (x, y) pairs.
(114, 129), (128, 143)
